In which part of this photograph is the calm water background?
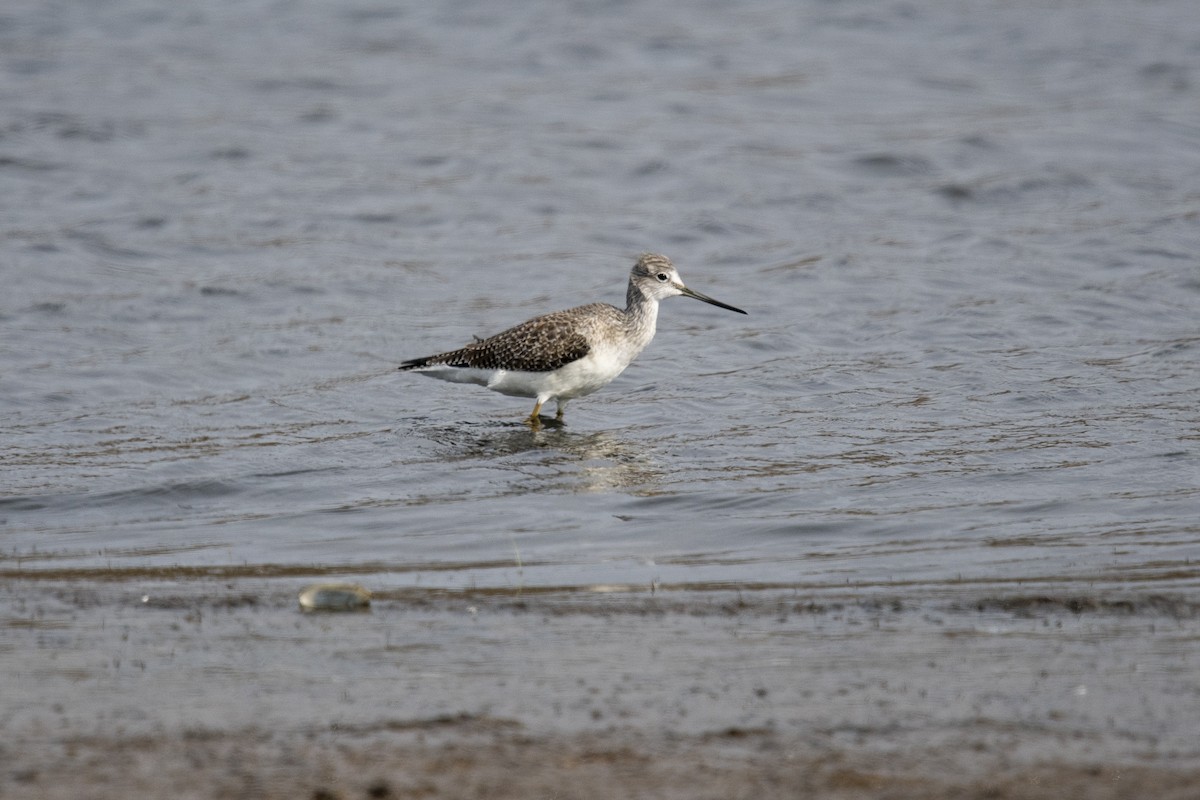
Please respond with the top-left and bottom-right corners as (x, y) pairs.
(3, 0), (1199, 596)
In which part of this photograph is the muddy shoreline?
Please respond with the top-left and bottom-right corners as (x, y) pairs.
(5, 578), (1199, 798)
(10, 725), (1200, 800)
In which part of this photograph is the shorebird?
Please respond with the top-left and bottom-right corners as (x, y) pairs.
(398, 253), (746, 426)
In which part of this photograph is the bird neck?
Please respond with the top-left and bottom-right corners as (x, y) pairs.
(624, 280), (660, 340)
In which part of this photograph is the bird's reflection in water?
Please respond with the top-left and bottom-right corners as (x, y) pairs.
(421, 420), (664, 495)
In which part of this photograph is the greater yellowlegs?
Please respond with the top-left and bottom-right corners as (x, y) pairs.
(398, 253), (746, 425)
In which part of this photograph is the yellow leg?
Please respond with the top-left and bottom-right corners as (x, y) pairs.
(528, 400), (543, 426)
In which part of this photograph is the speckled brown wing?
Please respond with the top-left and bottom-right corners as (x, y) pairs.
(400, 306), (601, 373)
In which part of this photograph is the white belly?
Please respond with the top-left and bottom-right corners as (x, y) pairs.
(487, 348), (632, 400)
(411, 347), (635, 401)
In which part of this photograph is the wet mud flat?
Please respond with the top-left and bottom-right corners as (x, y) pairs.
(4, 576), (1200, 799)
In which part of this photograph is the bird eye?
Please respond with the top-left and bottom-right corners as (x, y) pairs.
(655, 272), (669, 282)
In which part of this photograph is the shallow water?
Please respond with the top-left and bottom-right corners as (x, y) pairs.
(4, 0), (1198, 598)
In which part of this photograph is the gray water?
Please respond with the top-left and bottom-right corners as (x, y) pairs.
(3, 0), (1199, 597)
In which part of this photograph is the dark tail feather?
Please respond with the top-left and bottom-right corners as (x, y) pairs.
(398, 356), (432, 371)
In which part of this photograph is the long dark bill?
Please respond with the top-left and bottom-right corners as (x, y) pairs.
(680, 286), (747, 314)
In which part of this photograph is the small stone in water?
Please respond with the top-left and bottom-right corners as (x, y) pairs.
(298, 583), (371, 612)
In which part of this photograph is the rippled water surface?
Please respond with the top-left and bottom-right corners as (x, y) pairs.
(3, 0), (1199, 597)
